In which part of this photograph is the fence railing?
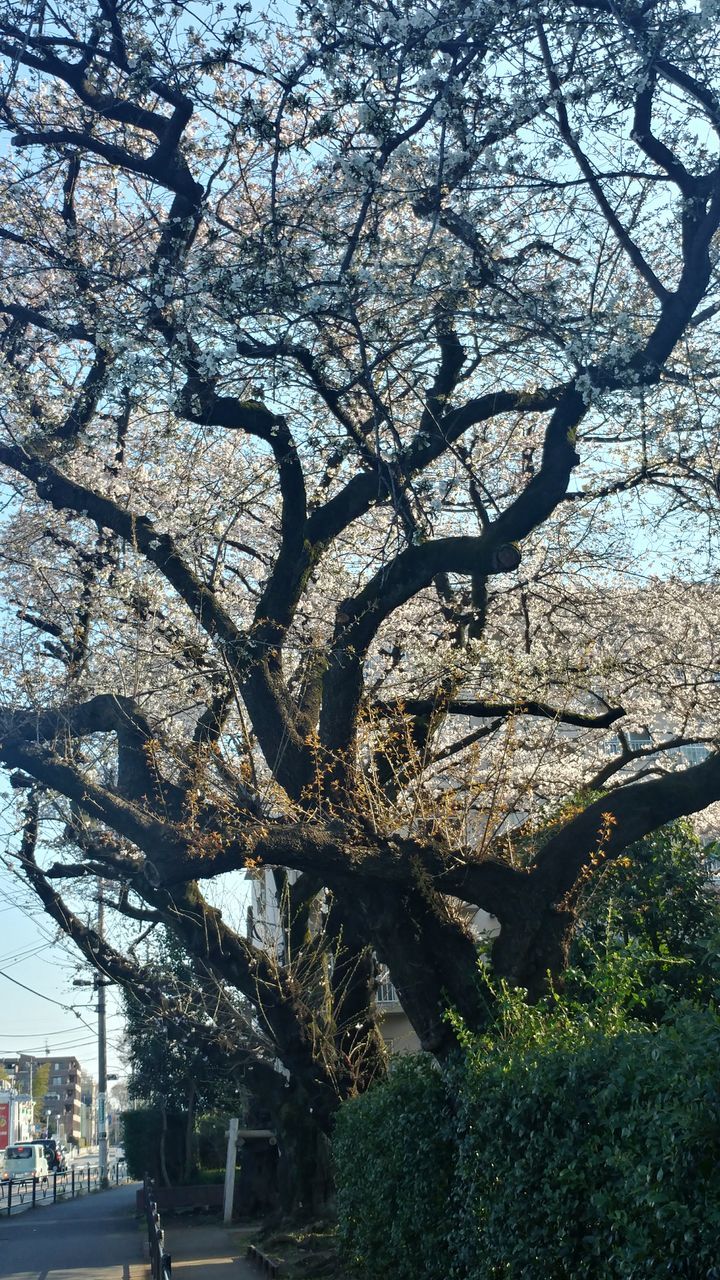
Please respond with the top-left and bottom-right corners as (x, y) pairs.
(144, 1174), (172, 1280)
(0, 1160), (128, 1216)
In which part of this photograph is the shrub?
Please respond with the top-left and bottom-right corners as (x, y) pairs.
(196, 1114), (230, 1170)
(121, 1108), (186, 1183)
(334, 1056), (455, 1280)
(568, 820), (720, 1019)
(335, 823), (720, 1276)
(335, 1009), (720, 1279)
(453, 1008), (720, 1278)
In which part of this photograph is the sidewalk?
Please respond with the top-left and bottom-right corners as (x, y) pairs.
(160, 1220), (259, 1279)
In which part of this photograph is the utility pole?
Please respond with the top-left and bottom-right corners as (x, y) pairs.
(97, 882), (109, 1189)
(73, 886), (114, 1189)
(10, 1060), (20, 1142)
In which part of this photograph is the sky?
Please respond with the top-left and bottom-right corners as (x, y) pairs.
(0, 805), (250, 1085)
(0, 840), (127, 1082)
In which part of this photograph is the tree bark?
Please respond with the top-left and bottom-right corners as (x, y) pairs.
(183, 1080), (196, 1183)
(275, 1093), (334, 1222)
(159, 1100), (171, 1188)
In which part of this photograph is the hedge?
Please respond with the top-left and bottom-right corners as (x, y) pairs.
(334, 1056), (454, 1280)
(121, 1108), (187, 1183)
(334, 1010), (720, 1279)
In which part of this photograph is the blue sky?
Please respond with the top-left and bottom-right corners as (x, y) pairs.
(0, 850), (127, 1080)
(0, 820), (249, 1081)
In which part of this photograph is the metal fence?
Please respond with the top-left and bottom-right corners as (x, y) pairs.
(0, 1160), (128, 1216)
(144, 1174), (172, 1280)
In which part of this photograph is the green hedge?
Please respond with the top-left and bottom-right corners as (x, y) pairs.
(121, 1109), (187, 1183)
(334, 1010), (720, 1279)
(334, 1056), (454, 1280)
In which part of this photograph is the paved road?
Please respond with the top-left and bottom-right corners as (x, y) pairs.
(0, 1182), (147, 1280)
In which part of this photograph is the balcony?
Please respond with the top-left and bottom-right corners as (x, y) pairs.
(377, 977), (403, 1012)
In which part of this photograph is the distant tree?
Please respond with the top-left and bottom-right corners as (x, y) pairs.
(123, 932), (246, 1183)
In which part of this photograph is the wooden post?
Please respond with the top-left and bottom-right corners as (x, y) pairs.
(223, 1117), (239, 1224)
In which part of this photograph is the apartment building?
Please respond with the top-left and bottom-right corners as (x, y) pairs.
(42, 1057), (82, 1144)
(80, 1071), (96, 1146)
(375, 967), (420, 1055)
(1, 1056), (37, 1142)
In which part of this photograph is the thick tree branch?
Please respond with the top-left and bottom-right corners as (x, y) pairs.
(306, 384), (563, 549)
(533, 751), (720, 905)
(318, 388), (585, 771)
(374, 697), (625, 730)
(0, 299), (94, 343)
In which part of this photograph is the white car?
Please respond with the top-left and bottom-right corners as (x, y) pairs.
(4, 1143), (49, 1180)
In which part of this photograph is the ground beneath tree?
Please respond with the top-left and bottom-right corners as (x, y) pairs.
(255, 1221), (350, 1279)
(157, 1213), (350, 1279)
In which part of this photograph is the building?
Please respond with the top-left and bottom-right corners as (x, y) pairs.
(0, 1089), (33, 1146)
(79, 1071), (96, 1146)
(1, 1057), (36, 1142)
(43, 1057), (82, 1144)
(375, 968), (420, 1055)
(1, 1056), (90, 1145)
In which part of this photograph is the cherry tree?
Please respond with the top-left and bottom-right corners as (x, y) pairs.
(1, 0), (720, 1206)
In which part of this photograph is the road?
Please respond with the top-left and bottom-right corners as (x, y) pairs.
(67, 1146), (123, 1168)
(0, 1181), (147, 1280)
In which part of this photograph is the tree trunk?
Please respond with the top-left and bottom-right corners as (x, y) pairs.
(275, 1093), (335, 1222)
(158, 1100), (171, 1188)
(183, 1080), (196, 1183)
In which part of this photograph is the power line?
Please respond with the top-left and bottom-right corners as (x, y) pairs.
(0, 1040), (98, 1054)
(0, 966), (84, 1012)
(0, 943), (52, 967)
(0, 1014), (125, 1039)
(0, 1027), (88, 1038)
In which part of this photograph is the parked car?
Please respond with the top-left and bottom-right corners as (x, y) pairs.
(50, 1143), (68, 1173)
(4, 1143), (49, 1181)
(24, 1139), (67, 1172)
